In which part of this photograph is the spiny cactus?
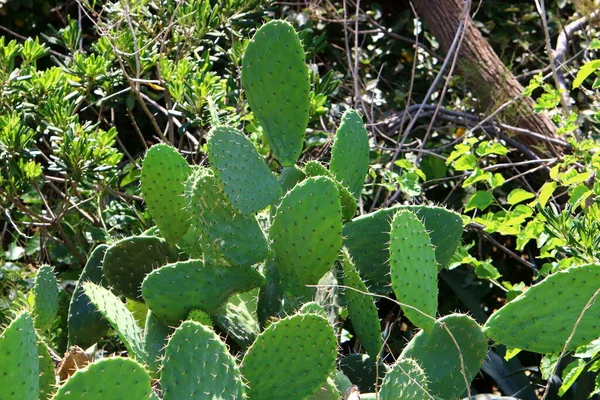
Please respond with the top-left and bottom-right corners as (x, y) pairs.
(485, 263), (600, 353)
(0, 312), (38, 400)
(68, 244), (110, 348)
(379, 358), (430, 400)
(143, 311), (173, 376)
(141, 258), (265, 324)
(389, 210), (438, 331)
(213, 289), (260, 348)
(269, 176), (343, 296)
(242, 20), (310, 166)
(308, 377), (340, 400)
(102, 235), (180, 300)
(208, 125), (282, 214)
(33, 265), (58, 331)
(52, 357), (151, 400)
(339, 354), (385, 393)
(330, 109), (370, 200)
(141, 143), (192, 244)
(161, 321), (246, 399)
(303, 160), (357, 221)
(400, 313), (488, 399)
(241, 313), (337, 400)
(38, 340), (55, 400)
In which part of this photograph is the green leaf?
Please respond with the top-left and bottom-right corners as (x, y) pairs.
(465, 191), (494, 212)
(573, 59), (600, 88)
(567, 184), (592, 208)
(540, 354), (559, 380)
(507, 189), (535, 205)
(453, 154), (477, 171)
(474, 260), (501, 280)
(476, 141), (509, 156)
(538, 181), (557, 207)
(463, 168), (492, 188)
(558, 169), (591, 185)
(488, 173), (505, 189)
(558, 359), (586, 396)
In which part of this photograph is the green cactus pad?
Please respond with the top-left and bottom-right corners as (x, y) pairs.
(186, 169), (269, 266)
(241, 314), (337, 400)
(161, 321), (245, 400)
(339, 354), (385, 393)
(330, 109), (370, 199)
(257, 258), (285, 327)
(0, 313), (38, 400)
(187, 309), (212, 326)
(279, 165), (306, 194)
(307, 377), (340, 400)
(270, 176), (343, 296)
(53, 357), (151, 400)
(68, 245), (111, 348)
(208, 125), (281, 214)
(299, 301), (328, 318)
(379, 358), (430, 400)
(389, 210), (438, 331)
(343, 205), (462, 293)
(142, 259), (265, 324)
(33, 265), (59, 331)
(83, 282), (146, 363)
(303, 160), (357, 220)
(242, 20), (310, 166)
(331, 369), (353, 395)
(143, 311), (173, 377)
(38, 339), (56, 400)
(103, 235), (180, 300)
(213, 289), (260, 348)
(141, 143), (192, 244)
(340, 250), (382, 358)
(400, 313), (487, 399)
(485, 264), (600, 354)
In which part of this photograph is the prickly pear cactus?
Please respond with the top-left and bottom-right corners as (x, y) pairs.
(241, 313), (337, 400)
(68, 244), (110, 348)
(270, 176), (343, 295)
(208, 125), (281, 214)
(343, 205), (462, 293)
(161, 321), (245, 399)
(143, 311), (173, 376)
(400, 314), (488, 399)
(279, 165), (306, 194)
(389, 210), (438, 331)
(242, 20), (310, 166)
(485, 263), (600, 354)
(307, 377), (340, 400)
(83, 282), (146, 363)
(33, 265), (59, 331)
(142, 259), (265, 323)
(38, 339), (56, 400)
(0, 313), (38, 400)
(340, 250), (382, 359)
(329, 109), (370, 200)
(303, 160), (357, 220)
(102, 235), (180, 300)
(53, 357), (151, 400)
(379, 358), (430, 400)
(213, 289), (260, 348)
(187, 309), (212, 326)
(339, 354), (384, 393)
(186, 168), (268, 266)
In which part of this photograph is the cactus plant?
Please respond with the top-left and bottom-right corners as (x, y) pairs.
(141, 143), (192, 244)
(303, 160), (357, 220)
(33, 265), (59, 331)
(484, 263), (600, 354)
(38, 340), (55, 400)
(339, 249), (382, 359)
(0, 312), (38, 400)
(241, 313), (337, 400)
(102, 235), (180, 300)
(141, 258), (265, 323)
(329, 109), (370, 200)
(52, 357), (151, 400)
(270, 176), (343, 296)
(208, 125), (282, 214)
(242, 20), (310, 166)
(389, 210), (438, 331)
(213, 289), (260, 348)
(339, 354), (385, 393)
(308, 377), (340, 400)
(379, 358), (430, 400)
(400, 313), (488, 399)
(143, 311), (173, 376)
(161, 321), (245, 399)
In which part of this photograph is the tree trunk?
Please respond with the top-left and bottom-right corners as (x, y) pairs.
(413, 0), (561, 157)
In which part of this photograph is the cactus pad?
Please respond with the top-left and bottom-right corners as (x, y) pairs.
(307, 377), (340, 400)
(53, 357), (151, 400)
(270, 176), (343, 295)
(484, 264), (600, 354)
(142, 259), (265, 324)
(279, 165), (306, 194)
(303, 160), (357, 220)
(241, 314), (337, 400)
(141, 143), (192, 244)
(186, 168), (269, 266)
(340, 250), (382, 358)
(143, 311), (173, 376)
(400, 313), (487, 399)
(208, 125), (281, 214)
(330, 109), (370, 199)
(161, 321), (245, 399)
(0, 313), (38, 400)
(339, 354), (385, 393)
(343, 205), (462, 293)
(33, 265), (59, 331)
(38, 339), (56, 400)
(83, 282), (146, 363)
(389, 210), (438, 330)
(213, 289), (260, 348)
(379, 358), (430, 400)
(242, 20), (310, 166)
